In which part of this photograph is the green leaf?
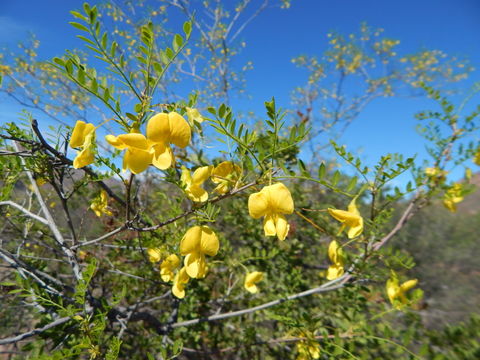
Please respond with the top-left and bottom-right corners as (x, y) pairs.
(346, 176), (357, 192)
(331, 170), (340, 185)
(183, 21), (192, 37)
(69, 22), (89, 32)
(318, 162), (326, 179)
(173, 34), (183, 52)
(101, 32), (108, 49)
(53, 57), (65, 66)
(90, 78), (98, 93)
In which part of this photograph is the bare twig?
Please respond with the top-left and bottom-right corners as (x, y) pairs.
(0, 201), (49, 226)
(0, 316), (73, 345)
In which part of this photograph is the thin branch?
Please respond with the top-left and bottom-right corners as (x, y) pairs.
(0, 201), (49, 226)
(0, 316), (73, 345)
(171, 278), (348, 329)
(71, 225), (127, 249)
(14, 142), (82, 283)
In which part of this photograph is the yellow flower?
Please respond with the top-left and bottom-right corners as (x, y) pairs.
(180, 226), (219, 279)
(443, 183), (464, 212)
(248, 183), (294, 241)
(211, 161), (241, 194)
(425, 167), (447, 183)
(90, 190), (112, 217)
(185, 107), (205, 125)
(474, 147), (480, 166)
(147, 248), (162, 263)
(146, 112), (191, 170)
(70, 120), (96, 168)
(386, 274), (418, 309)
(244, 271), (264, 293)
(327, 198), (363, 239)
(326, 240), (345, 280)
(181, 165), (213, 202)
(296, 339), (320, 360)
(172, 267), (190, 299)
(160, 254), (180, 282)
(105, 132), (153, 174)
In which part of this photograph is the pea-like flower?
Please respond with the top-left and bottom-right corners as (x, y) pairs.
(386, 274), (418, 309)
(425, 167), (448, 184)
(185, 107), (205, 125)
(327, 198), (363, 239)
(248, 183), (294, 241)
(211, 161), (241, 194)
(180, 226), (219, 279)
(172, 267), (190, 299)
(105, 132), (153, 174)
(326, 240), (345, 280)
(146, 112), (191, 170)
(160, 254), (180, 282)
(147, 248), (162, 263)
(443, 183), (464, 212)
(90, 190), (112, 217)
(181, 166), (213, 202)
(244, 271), (264, 293)
(296, 335), (320, 360)
(70, 120), (96, 168)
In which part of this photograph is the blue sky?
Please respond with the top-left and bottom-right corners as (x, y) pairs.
(1, 0), (479, 181)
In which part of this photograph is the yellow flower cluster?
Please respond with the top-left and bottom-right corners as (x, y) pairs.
(296, 335), (320, 360)
(157, 225), (221, 299)
(443, 183), (464, 212)
(90, 190), (112, 217)
(386, 273), (418, 309)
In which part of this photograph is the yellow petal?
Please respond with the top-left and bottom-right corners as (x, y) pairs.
(211, 161), (234, 183)
(124, 148), (152, 174)
(328, 240), (340, 263)
(199, 226), (219, 256)
(214, 182), (229, 195)
(264, 183), (294, 214)
(244, 271), (263, 293)
(147, 248), (162, 263)
(327, 208), (359, 224)
(117, 133), (149, 150)
(147, 113), (171, 143)
(172, 267), (190, 298)
(400, 279), (418, 292)
(70, 121), (95, 148)
(168, 111), (191, 148)
(386, 278), (399, 304)
(248, 191), (269, 219)
(191, 165), (212, 185)
(326, 264), (344, 280)
(151, 142), (174, 170)
(180, 226), (202, 255)
(73, 147), (94, 168)
(186, 184), (209, 202)
(181, 166), (192, 187)
(263, 214), (277, 236)
(275, 214), (289, 241)
(347, 217), (363, 239)
(184, 252), (206, 278)
(105, 134), (127, 150)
